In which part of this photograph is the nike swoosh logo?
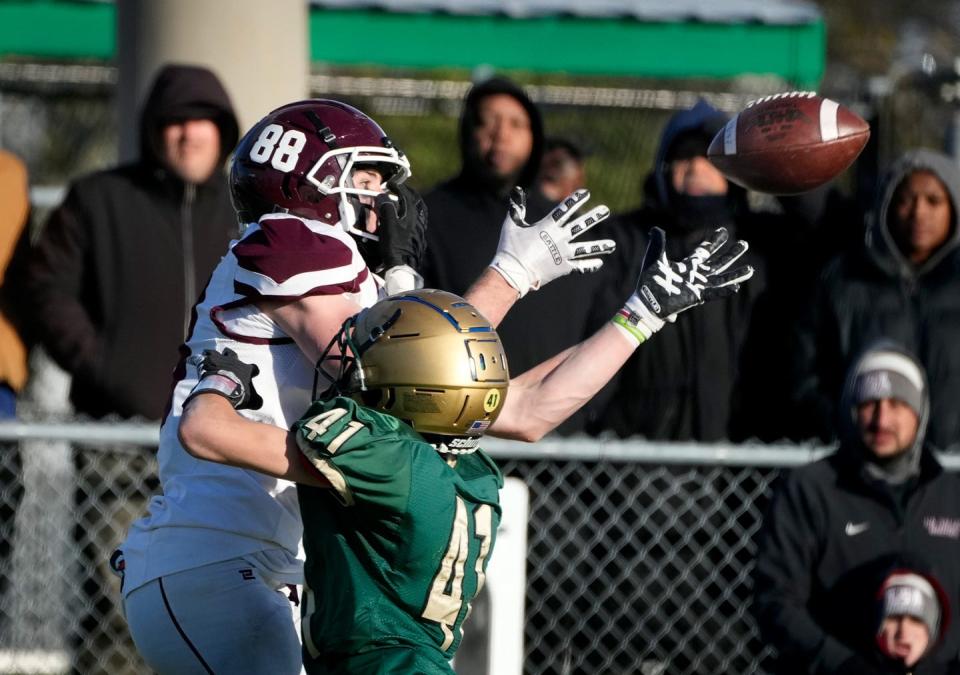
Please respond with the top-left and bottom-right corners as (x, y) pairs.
(845, 522), (870, 536)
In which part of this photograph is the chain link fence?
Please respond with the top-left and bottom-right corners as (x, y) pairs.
(0, 416), (861, 675)
(499, 454), (779, 675)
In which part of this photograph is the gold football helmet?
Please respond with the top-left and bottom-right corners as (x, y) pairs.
(317, 289), (509, 453)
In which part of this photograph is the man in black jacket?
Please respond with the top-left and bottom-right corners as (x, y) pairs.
(754, 343), (960, 674)
(22, 63), (239, 420)
(587, 100), (765, 440)
(791, 149), (960, 450)
(18, 63), (239, 674)
(422, 77), (611, 432)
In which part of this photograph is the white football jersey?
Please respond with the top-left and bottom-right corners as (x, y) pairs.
(120, 213), (381, 596)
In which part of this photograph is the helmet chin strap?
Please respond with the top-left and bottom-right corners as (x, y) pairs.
(338, 195), (380, 241)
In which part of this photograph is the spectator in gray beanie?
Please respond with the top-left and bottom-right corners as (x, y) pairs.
(754, 342), (960, 674)
(848, 344), (928, 486)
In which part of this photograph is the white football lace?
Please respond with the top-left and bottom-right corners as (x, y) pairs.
(746, 91), (817, 107)
(653, 256), (709, 300)
(652, 258), (684, 295)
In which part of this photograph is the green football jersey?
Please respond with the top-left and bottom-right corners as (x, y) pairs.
(294, 397), (503, 674)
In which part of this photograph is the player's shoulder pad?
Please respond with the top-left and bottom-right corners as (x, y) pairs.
(233, 214), (360, 282)
(293, 396), (420, 455)
(294, 398), (370, 457)
(294, 398), (420, 508)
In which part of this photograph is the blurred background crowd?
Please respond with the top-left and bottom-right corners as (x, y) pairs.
(1, 0), (959, 442)
(3, 0), (960, 673)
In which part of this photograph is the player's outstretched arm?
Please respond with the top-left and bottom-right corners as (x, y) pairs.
(466, 187), (615, 326)
(490, 226), (754, 441)
(178, 349), (331, 488)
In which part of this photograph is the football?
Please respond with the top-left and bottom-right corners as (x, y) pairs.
(707, 91), (870, 195)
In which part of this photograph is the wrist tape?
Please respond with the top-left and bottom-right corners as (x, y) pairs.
(611, 292), (665, 347)
(184, 373), (244, 408)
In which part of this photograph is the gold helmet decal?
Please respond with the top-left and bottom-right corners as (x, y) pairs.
(316, 290), (509, 452)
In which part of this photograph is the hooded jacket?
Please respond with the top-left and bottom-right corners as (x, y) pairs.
(422, 78), (606, 431)
(791, 149), (960, 450)
(587, 101), (765, 441)
(754, 344), (960, 674)
(22, 64), (239, 419)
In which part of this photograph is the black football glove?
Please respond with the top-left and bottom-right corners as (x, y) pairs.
(375, 183), (428, 273)
(612, 226), (754, 344)
(185, 348), (263, 410)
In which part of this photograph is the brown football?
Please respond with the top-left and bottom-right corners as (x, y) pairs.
(707, 91), (870, 195)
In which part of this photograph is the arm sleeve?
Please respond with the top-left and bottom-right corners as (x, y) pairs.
(232, 216), (369, 299)
(23, 186), (101, 377)
(753, 473), (856, 674)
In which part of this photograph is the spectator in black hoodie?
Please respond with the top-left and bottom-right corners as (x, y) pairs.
(754, 342), (960, 674)
(587, 99), (848, 442)
(21, 63), (239, 420)
(791, 149), (960, 450)
(16, 63), (239, 674)
(422, 77), (610, 433)
(587, 100), (765, 441)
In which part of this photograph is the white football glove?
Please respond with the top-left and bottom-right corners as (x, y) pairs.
(612, 226), (754, 345)
(490, 187), (615, 297)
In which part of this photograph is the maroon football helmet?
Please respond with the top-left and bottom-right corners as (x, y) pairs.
(230, 99), (411, 239)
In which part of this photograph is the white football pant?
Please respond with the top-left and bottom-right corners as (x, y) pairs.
(123, 557), (302, 674)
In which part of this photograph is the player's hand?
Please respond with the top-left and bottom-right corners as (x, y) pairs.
(489, 187), (615, 297)
(376, 183), (427, 294)
(185, 348), (263, 410)
(613, 227), (753, 344)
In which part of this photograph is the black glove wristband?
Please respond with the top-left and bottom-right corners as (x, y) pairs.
(184, 373), (247, 408)
(186, 348), (263, 410)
